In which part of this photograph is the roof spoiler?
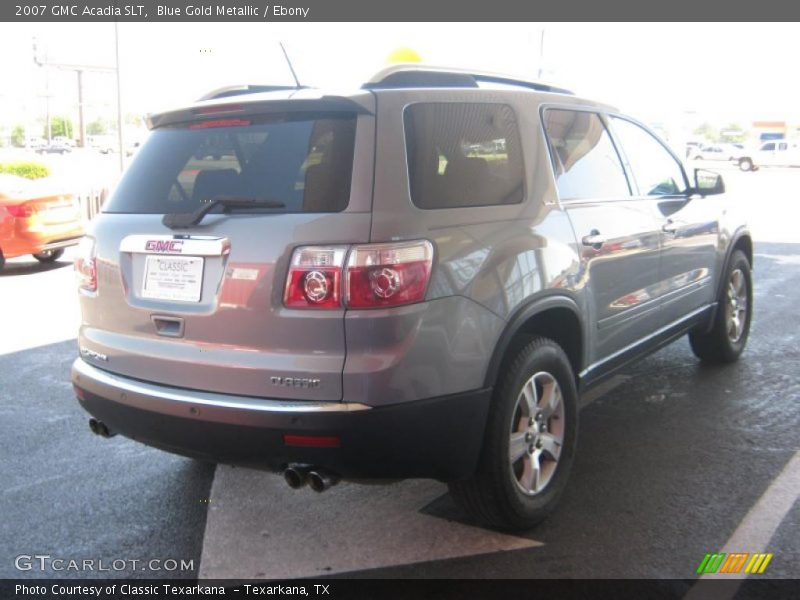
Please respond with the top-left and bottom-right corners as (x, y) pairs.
(146, 95), (373, 130)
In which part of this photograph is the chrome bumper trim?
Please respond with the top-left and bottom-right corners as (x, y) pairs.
(71, 358), (371, 414)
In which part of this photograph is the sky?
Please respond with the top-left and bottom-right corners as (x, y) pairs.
(1, 22), (800, 135)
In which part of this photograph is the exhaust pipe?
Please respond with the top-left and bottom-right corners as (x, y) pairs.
(308, 470), (340, 493)
(88, 418), (116, 438)
(283, 464), (312, 489)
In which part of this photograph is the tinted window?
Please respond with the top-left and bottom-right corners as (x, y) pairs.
(610, 117), (687, 196)
(104, 113), (357, 214)
(404, 103), (524, 209)
(542, 109), (630, 201)
(778, 142), (788, 151)
(761, 142), (775, 151)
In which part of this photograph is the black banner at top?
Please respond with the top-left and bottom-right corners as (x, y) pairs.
(2, 0), (800, 22)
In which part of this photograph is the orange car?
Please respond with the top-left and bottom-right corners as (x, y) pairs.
(0, 174), (84, 270)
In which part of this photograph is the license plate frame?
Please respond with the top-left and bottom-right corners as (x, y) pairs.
(142, 255), (205, 303)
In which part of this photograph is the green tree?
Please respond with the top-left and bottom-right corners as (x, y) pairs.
(693, 122), (719, 142)
(86, 119), (108, 135)
(124, 112), (144, 127)
(10, 125), (26, 147)
(47, 116), (74, 140)
(720, 124), (747, 143)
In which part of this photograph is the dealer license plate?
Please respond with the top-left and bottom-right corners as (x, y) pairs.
(142, 255), (204, 302)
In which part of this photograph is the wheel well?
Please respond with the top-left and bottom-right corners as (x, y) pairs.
(496, 307), (583, 382)
(733, 235), (753, 267)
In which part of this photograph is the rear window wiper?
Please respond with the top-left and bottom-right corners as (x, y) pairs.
(162, 196), (286, 229)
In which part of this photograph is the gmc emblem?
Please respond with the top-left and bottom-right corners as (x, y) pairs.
(145, 240), (184, 253)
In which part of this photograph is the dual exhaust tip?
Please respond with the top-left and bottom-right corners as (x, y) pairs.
(284, 465), (339, 493)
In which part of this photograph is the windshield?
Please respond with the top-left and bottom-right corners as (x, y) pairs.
(104, 113), (357, 214)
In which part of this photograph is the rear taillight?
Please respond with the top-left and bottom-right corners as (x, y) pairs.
(284, 246), (348, 309)
(283, 240), (434, 310)
(75, 237), (97, 293)
(6, 203), (34, 218)
(346, 240), (434, 308)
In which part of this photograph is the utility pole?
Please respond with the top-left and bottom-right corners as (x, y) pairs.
(114, 21), (124, 172)
(537, 29), (545, 80)
(77, 70), (85, 148)
(32, 36), (116, 149)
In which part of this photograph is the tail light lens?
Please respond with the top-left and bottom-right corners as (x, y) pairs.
(284, 246), (347, 309)
(284, 240), (434, 310)
(6, 203), (34, 218)
(75, 237), (97, 293)
(346, 240), (434, 308)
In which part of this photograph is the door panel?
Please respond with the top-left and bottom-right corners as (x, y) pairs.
(656, 197), (719, 324)
(607, 115), (717, 328)
(566, 200), (663, 361)
(542, 108), (666, 363)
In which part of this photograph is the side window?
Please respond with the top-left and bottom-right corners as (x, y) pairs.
(778, 142), (788, 151)
(610, 117), (688, 196)
(761, 142), (775, 151)
(404, 103), (524, 209)
(542, 109), (630, 201)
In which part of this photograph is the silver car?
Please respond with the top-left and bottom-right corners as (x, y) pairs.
(72, 66), (753, 530)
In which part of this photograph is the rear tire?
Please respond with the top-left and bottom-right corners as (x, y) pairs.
(739, 157), (753, 171)
(33, 249), (64, 263)
(449, 337), (578, 531)
(689, 250), (752, 363)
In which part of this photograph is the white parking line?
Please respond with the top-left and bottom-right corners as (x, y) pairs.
(199, 466), (541, 579)
(684, 449), (800, 599)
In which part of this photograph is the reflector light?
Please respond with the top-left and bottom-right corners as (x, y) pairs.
(283, 434), (341, 448)
(189, 118), (251, 129)
(6, 203), (34, 218)
(75, 237), (97, 292)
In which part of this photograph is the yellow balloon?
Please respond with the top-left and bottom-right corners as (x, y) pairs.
(386, 48), (422, 64)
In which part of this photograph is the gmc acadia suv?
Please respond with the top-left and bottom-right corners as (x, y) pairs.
(72, 66), (753, 530)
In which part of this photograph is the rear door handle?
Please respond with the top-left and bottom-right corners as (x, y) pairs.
(662, 220), (681, 234)
(581, 230), (607, 248)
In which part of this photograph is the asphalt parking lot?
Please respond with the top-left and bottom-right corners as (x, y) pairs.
(0, 165), (798, 586)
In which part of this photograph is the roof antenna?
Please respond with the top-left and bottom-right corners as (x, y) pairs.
(279, 42), (303, 89)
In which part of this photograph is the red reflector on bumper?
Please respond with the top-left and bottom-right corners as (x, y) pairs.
(283, 434), (340, 448)
(73, 385), (85, 400)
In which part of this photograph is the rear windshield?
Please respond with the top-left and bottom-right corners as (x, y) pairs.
(104, 113), (357, 214)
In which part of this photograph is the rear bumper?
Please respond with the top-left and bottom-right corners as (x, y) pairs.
(71, 358), (491, 480)
(2, 234), (82, 258)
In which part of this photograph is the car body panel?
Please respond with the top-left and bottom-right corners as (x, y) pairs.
(72, 78), (749, 476)
(0, 178), (83, 259)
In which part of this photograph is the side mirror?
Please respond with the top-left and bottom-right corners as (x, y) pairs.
(693, 169), (725, 196)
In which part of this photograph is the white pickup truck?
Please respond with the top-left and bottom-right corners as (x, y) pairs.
(737, 140), (800, 171)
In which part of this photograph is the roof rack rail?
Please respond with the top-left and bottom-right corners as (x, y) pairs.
(198, 84), (307, 101)
(363, 64), (573, 95)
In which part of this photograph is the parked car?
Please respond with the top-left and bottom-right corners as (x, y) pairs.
(71, 66), (753, 530)
(87, 134), (117, 154)
(24, 137), (47, 151)
(36, 141), (72, 155)
(0, 174), (84, 270)
(690, 143), (741, 162)
(735, 140), (800, 171)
